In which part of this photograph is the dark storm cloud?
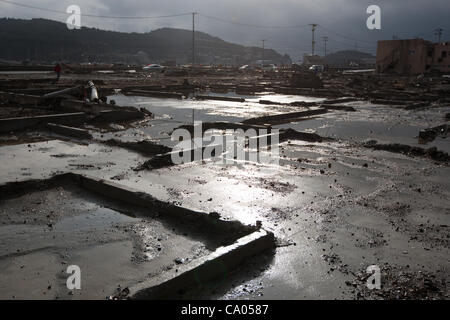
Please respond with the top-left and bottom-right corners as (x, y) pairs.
(1, 0), (448, 60)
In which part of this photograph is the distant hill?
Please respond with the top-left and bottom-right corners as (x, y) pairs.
(324, 50), (375, 66)
(0, 18), (291, 66)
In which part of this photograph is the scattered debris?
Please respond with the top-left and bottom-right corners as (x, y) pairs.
(46, 123), (92, 139)
(364, 142), (450, 162)
(418, 124), (449, 143)
(351, 265), (447, 300)
(195, 95), (245, 102)
(279, 128), (334, 143)
(104, 139), (171, 156)
(242, 109), (328, 125)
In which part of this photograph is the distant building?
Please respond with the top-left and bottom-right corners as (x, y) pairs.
(376, 39), (450, 74)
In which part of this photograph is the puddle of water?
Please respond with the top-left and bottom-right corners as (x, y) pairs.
(426, 137), (450, 154)
(104, 94), (450, 154)
(278, 119), (423, 145)
(108, 93), (327, 124)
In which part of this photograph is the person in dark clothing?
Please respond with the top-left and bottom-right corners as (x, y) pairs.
(54, 63), (62, 83)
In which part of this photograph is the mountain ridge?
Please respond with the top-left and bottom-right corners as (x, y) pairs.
(0, 18), (291, 65)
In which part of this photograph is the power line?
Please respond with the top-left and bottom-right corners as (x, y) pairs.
(327, 38), (376, 50)
(0, 0), (381, 55)
(317, 24), (375, 45)
(199, 13), (310, 29)
(0, 0), (377, 46)
(434, 28), (443, 42)
(2, 0), (439, 49)
(0, 0), (191, 19)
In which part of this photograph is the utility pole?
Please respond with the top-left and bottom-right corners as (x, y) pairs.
(309, 24), (318, 55)
(322, 36), (328, 56)
(192, 12), (197, 67)
(434, 28), (443, 42)
(261, 39), (266, 67)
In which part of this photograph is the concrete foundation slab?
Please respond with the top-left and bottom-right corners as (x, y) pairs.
(0, 173), (275, 299)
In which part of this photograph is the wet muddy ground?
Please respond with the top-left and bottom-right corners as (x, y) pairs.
(0, 71), (449, 299)
(0, 183), (212, 299)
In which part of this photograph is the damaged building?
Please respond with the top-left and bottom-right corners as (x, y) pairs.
(376, 39), (450, 74)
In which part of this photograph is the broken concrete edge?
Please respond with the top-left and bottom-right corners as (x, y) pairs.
(0, 172), (273, 299)
(46, 122), (93, 140)
(320, 104), (356, 112)
(369, 99), (439, 110)
(125, 229), (275, 299)
(259, 99), (319, 107)
(0, 171), (259, 241)
(0, 90), (41, 105)
(134, 153), (173, 171)
(242, 108), (328, 125)
(363, 142), (450, 163)
(258, 98), (359, 108)
(60, 99), (107, 114)
(194, 95), (245, 103)
(61, 99), (151, 117)
(0, 172), (75, 199)
(41, 86), (83, 99)
(122, 84), (196, 93)
(0, 112), (87, 134)
(321, 97), (361, 105)
(174, 121), (269, 135)
(403, 102), (432, 110)
(0, 110), (145, 134)
(71, 173), (258, 237)
(135, 128), (334, 171)
(258, 99), (284, 105)
(279, 128), (335, 143)
(273, 87), (341, 98)
(367, 91), (440, 102)
(126, 90), (184, 100)
(134, 144), (224, 171)
(103, 138), (171, 156)
(418, 124), (449, 142)
(370, 99), (410, 105)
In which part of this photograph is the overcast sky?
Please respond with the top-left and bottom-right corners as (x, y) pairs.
(0, 0), (448, 60)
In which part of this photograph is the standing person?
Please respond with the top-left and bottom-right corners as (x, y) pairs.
(54, 63), (62, 83)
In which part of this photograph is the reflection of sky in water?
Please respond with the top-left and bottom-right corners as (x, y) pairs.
(275, 103), (450, 152)
(109, 93), (325, 124)
(107, 93), (449, 153)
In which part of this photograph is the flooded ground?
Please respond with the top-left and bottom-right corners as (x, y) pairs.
(0, 71), (448, 299)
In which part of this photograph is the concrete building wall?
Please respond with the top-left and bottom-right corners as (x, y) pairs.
(376, 39), (431, 75)
(432, 42), (450, 73)
(377, 39), (450, 75)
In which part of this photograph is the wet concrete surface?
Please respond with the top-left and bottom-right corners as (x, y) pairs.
(0, 88), (449, 299)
